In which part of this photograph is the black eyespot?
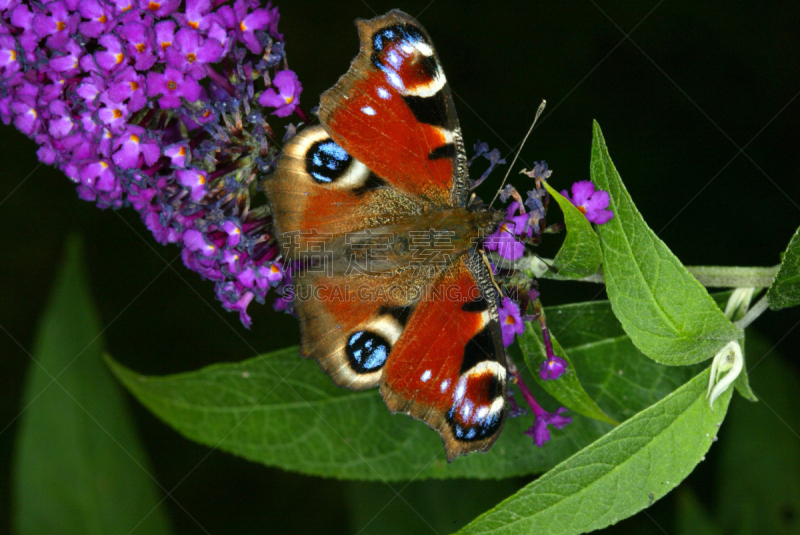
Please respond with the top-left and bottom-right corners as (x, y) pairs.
(306, 139), (351, 184)
(346, 330), (390, 373)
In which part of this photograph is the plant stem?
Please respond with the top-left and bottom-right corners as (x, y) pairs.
(677, 265), (779, 289)
(531, 299), (556, 360)
(734, 295), (770, 329)
(509, 256), (780, 289)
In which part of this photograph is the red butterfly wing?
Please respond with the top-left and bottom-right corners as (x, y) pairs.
(319, 10), (469, 207)
(381, 255), (507, 461)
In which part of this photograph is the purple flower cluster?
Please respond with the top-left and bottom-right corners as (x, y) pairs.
(478, 157), (579, 445)
(495, 286), (571, 445)
(484, 162), (552, 263)
(485, 201), (532, 262)
(0, 0), (303, 326)
(497, 291), (567, 380)
(488, 162), (615, 266)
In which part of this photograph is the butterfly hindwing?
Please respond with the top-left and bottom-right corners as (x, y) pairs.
(319, 9), (469, 208)
(381, 254), (507, 460)
(290, 269), (418, 390)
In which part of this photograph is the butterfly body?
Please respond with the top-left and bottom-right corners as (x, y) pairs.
(264, 10), (509, 460)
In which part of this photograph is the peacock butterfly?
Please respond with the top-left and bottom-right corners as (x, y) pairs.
(263, 9), (510, 460)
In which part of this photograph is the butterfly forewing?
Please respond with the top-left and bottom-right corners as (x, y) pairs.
(319, 10), (469, 208)
(267, 125), (425, 261)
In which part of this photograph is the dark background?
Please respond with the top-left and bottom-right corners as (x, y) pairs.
(1, 1), (800, 533)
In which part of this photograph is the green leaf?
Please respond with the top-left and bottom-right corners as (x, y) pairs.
(591, 120), (742, 365)
(716, 334), (800, 534)
(530, 297), (726, 422)
(456, 367), (732, 535)
(108, 295), (719, 481)
(733, 372), (757, 402)
(543, 180), (603, 279)
(517, 323), (618, 425)
(12, 236), (172, 535)
(107, 349), (609, 481)
(767, 226), (800, 310)
(676, 488), (722, 535)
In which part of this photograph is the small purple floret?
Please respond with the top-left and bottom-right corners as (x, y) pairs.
(524, 407), (572, 447)
(539, 354), (568, 381)
(561, 180), (614, 225)
(529, 160), (552, 181)
(511, 368), (572, 447)
(167, 28), (224, 77)
(146, 66), (203, 108)
(111, 126), (160, 169)
(176, 168), (208, 201)
(498, 296), (526, 347)
(259, 69), (301, 117)
(235, 0), (279, 53)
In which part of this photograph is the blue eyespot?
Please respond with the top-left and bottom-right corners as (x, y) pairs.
(446, 396), (504, 443)
(346, 330), (389, 373)
(306, 139), (351, 184)
(372, 23), (426, 55)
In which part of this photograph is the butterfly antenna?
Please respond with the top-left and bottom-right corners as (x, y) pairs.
(489, 100), (547, 209)
(476, 250), (503, 296)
